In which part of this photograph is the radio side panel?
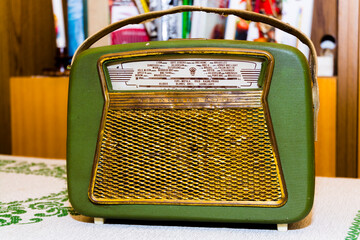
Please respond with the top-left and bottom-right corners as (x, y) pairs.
(67, 40), (314, 224)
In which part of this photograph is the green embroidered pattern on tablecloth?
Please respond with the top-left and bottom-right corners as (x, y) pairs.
(346, 210), (360, 240)
(0, 159), (79, 227)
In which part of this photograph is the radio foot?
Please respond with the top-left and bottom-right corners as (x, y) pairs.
(94, 217), (105, 224)
(277, 223), (288, 232)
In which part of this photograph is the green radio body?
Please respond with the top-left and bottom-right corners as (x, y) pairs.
(67, 39), (314, 225)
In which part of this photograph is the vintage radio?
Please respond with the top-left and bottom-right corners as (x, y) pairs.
(67, 6), (318, 231)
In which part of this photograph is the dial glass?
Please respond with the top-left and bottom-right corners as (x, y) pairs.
(106, 58), (263, 91)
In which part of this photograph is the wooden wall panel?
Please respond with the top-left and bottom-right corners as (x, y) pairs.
(358, 5), (360, 178)
(0, 0), (12, 154)
(8, 0), (56, 76)
(11, 77), (69, 159)
(315, 77), (337, 177)
(337, 0), (359, 178)
(0, 0), (57, 154)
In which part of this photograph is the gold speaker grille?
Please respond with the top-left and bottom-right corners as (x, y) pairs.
(90, 108), (286, 206)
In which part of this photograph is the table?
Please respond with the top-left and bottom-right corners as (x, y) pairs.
(1, 155), (359, 239)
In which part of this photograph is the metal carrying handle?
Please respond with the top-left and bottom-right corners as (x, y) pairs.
(72, 6), (317, 81)
(71, 5), (319, 137)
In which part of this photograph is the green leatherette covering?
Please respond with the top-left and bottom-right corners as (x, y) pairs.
(67, 39), (314, 224)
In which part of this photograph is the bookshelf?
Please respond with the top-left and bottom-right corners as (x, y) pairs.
(315, 77), (337, 177)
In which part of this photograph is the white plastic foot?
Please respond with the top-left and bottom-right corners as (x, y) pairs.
(94, 217), (105, 224)
(277, 223), (288, 232)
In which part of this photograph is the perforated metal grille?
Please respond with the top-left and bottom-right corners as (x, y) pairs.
(91, 108), (285, 206)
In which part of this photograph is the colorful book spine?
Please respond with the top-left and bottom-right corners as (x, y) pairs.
(224, 0), (247, 40)
(68, 0), (85, 57)
(190, 0), (228, 39)
(52, 0), (67, 49)
(110, 0), (149, 45)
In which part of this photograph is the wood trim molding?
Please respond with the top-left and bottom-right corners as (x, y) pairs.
(10, 77), (68, 159)
(316, 77), (337, 177)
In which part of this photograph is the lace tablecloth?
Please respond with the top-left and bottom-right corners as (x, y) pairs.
(0, 155), (359, 240)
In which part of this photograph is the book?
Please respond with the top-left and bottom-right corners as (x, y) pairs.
(133, 0), (156, 37)
(276, 0), (314, 58)
(52, 0), (67, 49)
(190, 0), (228, 39)
(150, 0), (181, 40)
(224, 0), (248, 40)
(110, 0), (150, 44)
(87, 0), (110, 47)
(246, 0), (281, 43)
(67, 0), (86, 57)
